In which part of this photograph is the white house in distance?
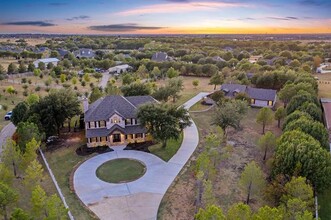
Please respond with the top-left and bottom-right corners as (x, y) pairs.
(33, 58), (59, 68)
(108, 64), (132, 74)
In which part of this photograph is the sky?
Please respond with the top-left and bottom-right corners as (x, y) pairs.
(0, 0), (331, 34)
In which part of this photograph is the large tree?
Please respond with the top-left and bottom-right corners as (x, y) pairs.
(195, 205), (226, 220)
(30, 89), (81, 136)
(1, 140), (21, 177)
(286, 91), (319, 116)
(284, 117), (329, 149)
(137, 103), (191, 148)
(11, 102), (29, 126)
(273, 130), (331, 192)
(227, 203), (252, 220)
(274, 106), (286, 128)
(256, 107), (274, 134)
(16, 122), (41, 152)
(213, 100), (248, 135)
(239, 161), (266, 204)
(209, 72), (224, 90)
(121, 82), (152, 96)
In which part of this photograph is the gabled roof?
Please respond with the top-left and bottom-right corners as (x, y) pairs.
(152, 52), (168, 62)
(84, 95), (156, 122)
(220, 84), (247, 98)
(246, 87), (277, 101)
(74, 48), (95, 58)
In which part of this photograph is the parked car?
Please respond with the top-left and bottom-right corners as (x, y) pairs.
(4, 111), (12, 120)
(46, 136), (60, 145)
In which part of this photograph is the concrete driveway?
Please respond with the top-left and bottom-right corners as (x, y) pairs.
(0, 122), (16, 154)
(73, 92), (209, 220)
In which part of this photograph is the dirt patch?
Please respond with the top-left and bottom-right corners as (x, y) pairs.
(158, 108), (282, 219)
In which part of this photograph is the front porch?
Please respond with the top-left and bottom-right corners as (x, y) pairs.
(86, 132), (152, 148)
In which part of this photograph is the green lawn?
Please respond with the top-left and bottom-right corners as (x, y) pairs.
(189, 101), (212, 112)
(149, 133), (183, 162)
(44, 133), (98, 220)
(319, 188), (331, 220)
(96, 158), (146, 183)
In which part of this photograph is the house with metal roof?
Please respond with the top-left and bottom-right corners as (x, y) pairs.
(220, 83), (277, 108)
(151, 52), (170, 62)
(33, 58), (59, 68)
(83, 95), (157, 147)
(108, 64), (132, 74)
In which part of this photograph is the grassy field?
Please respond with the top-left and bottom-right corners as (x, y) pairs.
(319, 188), (331, 220)
(158, 107), (282, 219)
(44, 131), (98, 220)
(189, 101), (212, 112)
(96, 158), (146, 183)
(0, 58), (19, 70)
(0, 38), (47, 46)
(149, 133), (183, 162)
(315, 73), (331, 98)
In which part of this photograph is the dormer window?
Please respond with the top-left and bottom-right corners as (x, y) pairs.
(111, 116), (120, 124)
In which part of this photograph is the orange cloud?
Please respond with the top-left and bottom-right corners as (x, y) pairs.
(116, 1), (248, 16)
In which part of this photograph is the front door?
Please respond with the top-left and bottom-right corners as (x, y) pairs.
(113, 134), (121, 143)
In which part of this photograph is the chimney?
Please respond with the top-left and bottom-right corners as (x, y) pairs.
(83, 97), (89, 113)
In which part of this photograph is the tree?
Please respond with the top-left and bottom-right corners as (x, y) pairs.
(213, 100), (248, 135)
(273, 130), (331, 192)
(121, 82), (152, 96)
(284, 117), (329, 149)
(252, 206), (283, 220)
(313, 55), (322, 69)
(11, 101), (29, 126)
(10, 208), (32, 220)
(0, 64), (5, 75)
(30, 89), (81, 136)
(256, 107), (274, 134)
(47, 62), (54, 70)
(152, 86), (172, 102)
(282, 110), (313, 130)
(50, 50), (60, 58)
(167, 77), (184, 102)
(33, 68), (41, 77)
(258, 131), (276, 161)
(60, 74), (66, 83)
(150, 66), (161, 79)
(6, 86), (15, 96)
(122, 73), (135, 85)
(23, 160), (44, 190)
(27, 63), (35, 72)
(286, 91), (319, 116)
(209, 91), (224, 103)
(192, 79), (199, 89)
(26, 93), (39, 106)
(31, 185), (47, 219)
(297, 101), (322, 121)
(166, 67), (179, 78)
(239, 161), (266, 204)
(0, 164), (14, 186)
(209, 73), (224, 90)
(201, 180), (216, 208)
(18, 63), (27, 73)
(16, 122), (41, 152)
(281, 176), (314, 213)
(0, 182), (18, 220)
(195, 205), (226, 220)
(21, 138), (40, 167)
(89, 87), (103, 103)
(135, 65), (148, 78)
(227, 202), (252, 220)
(1, 140), (21, 177)
(274, 107), (286, 128)
(137, 103), (191, 148)
(7, 63), (17, 74)
(71, 76), (78, 85)
(46, 194), (68, 220)
(38, 62), (45, 71)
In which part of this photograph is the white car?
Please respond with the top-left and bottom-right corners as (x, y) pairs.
(4, 111), (12, 120)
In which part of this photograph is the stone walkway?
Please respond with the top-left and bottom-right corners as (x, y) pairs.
(73, 92), (209, 220)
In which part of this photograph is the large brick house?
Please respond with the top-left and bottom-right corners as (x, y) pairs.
(83, 95), (157, 147)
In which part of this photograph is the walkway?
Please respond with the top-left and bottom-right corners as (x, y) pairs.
(74, 92), (209, 220)
(0, 122), (16, 153)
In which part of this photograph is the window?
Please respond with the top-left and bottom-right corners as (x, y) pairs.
(99, 121), (106, 127)
(268, 101), (273, 106)
(136, 133), (143, 138)
(250, 99), (255, 104)
(90, 122), (95, 128)
(111, 116), (120, 124)
(125, 119), (132, 125)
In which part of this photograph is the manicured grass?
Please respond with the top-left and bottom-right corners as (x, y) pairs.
(96, 159), (146, 183)
(149, 133), (183, 162)
(189, 101), (212, 112)
(319, 187), (331, 220)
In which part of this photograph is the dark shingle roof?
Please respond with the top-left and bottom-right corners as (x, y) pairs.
(152, 52), (168, 62)
(86, 125), (147, 138)
(246, 87), (277, 101)
(86, 128), (110, 138)
(84, 95), (156, 122)
(220, 84), (247, 98)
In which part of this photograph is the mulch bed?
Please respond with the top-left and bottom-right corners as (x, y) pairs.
(76, 145), (113, 156)
(124, 141), (155, 153)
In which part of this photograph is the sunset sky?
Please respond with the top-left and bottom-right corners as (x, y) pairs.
(0, 0), (331, 34)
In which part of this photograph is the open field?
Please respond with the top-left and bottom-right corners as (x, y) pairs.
(0, 58), (20, 70)
(44, 131), (98, 220)
(158, 107), (282, 219)
(315, 73), (331, 98)
(0, 38), (47, 46)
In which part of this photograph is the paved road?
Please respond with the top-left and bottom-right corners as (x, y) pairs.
(73, 92), (209, 220)
(99, 72), (111, 89)
(0, 122), (16, 153)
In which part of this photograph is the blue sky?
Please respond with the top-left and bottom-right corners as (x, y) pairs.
(0, 0), (330, 34)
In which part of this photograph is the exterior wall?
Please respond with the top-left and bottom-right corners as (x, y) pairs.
(250, 99), (274, 108)
(106, 114), (125, 129)
(86, 133), (149, 147)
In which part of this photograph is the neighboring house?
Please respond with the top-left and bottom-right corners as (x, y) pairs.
(33, 58), (59, 68)
(212, 56), (226, 62)
(151, 52), (169, 62)
(249, 55), (263, 64)
(108, 64), (132, 74)
(84, 95), (157, 147)
(317, 63), (331, 74)
(57, 49), (69, 58)
(320, 98), (331, 145)
(220, 83), (277, 108)
(74, 48), (95, 59)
